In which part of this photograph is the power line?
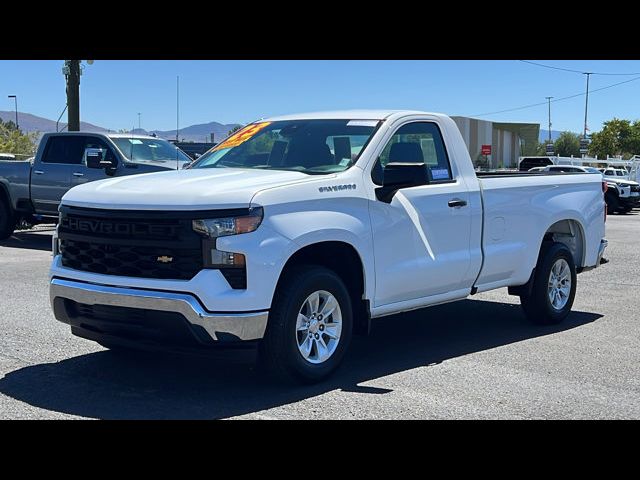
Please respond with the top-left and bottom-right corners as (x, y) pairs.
(469, 75), (640, 118)
(520, 60), (640, 76)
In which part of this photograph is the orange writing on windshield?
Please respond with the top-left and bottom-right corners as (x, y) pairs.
(212, 122), (272, 151)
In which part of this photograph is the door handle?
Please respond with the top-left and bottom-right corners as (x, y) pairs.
(448, 198), (467, 208)
(72, 172), (84, 177)
(34, 170), (44, 175)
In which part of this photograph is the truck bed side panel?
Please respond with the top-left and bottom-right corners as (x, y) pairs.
(475, 174), (605, 291)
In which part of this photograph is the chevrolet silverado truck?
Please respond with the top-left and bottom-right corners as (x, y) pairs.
(0, 132), (192, 239)
(49, 110), (608, 383)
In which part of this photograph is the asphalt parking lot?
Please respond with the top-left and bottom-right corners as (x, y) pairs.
(0, 215), (638, 419)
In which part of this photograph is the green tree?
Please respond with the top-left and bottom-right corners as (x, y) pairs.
(0, 119), (38, 157)
(532, 141), (549, 155)
(588, 118), (640, 158)
(553, 131), (581, 157)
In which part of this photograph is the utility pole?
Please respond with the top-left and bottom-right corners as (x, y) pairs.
(545, 96), (553, 144)
(583, 72), (591, 139)
(176, 76), (180, 143)
(65, 60), (81, 131)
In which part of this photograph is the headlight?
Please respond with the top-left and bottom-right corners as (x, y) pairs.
(192, 207), (263, 238)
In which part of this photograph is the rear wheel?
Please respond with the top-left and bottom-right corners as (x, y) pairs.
(259, 265), (353, 384)
(520, 242), (577, 325)
(0, 196), (16, 240)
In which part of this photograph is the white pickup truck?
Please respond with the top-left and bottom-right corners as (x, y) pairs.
(49, 110), (608, 383)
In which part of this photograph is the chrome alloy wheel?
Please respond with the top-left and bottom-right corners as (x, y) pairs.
(296, 290), (343, 364)
(548, 258), (571, 310)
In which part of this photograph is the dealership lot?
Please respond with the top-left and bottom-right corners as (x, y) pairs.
(0, 215), (638, 419)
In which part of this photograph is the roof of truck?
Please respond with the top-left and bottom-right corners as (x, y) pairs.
(106, 133), (164, 140)
(264, 109), (438, 121)
(45, 131), (164, 141)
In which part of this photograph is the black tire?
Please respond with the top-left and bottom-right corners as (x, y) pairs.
(0, 195), (16, 240)
(621, 206), (632, 214)
(259, 265), (353, 384)
(520, 242), (577, 325)
(605, 192), (619, 215)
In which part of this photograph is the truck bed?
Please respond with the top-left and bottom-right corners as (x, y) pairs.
(473, 172), (605, 292)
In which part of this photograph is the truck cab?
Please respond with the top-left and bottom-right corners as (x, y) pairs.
(30, 132), (193, 216)
(0, 132), (193, 238)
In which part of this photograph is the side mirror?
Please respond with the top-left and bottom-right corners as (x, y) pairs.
(85, 148), (117, 171)
(375, 162), (429, 203)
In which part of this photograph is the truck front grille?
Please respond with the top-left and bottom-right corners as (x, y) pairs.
(60, 239), (202, 280)
(57, 205), (212, 281)
(57, 205), (253, 282)
(631, 185), (640, 193)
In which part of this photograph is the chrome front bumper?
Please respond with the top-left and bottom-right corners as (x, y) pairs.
(50, 278), (268, 342)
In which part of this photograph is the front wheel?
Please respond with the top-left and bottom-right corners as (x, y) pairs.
(520, 242), (577, 325)
(259, 265), (353, 384)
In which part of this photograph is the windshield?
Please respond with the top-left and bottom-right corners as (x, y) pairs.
(111, 137), (192, 164)
(190, 119), (379, 174)
(584, 167), (602, 174)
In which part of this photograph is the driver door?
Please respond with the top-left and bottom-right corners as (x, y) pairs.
(369, 121), (474, 307)
(70, 136), (119, 187)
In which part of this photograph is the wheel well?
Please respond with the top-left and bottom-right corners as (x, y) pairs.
(0, 183), (10, 208)
(0, 183), (13, 218)
(542, 219), (585, 268)
(277, 241), (370, 335)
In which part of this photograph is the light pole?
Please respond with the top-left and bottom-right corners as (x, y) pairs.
(137, 112), (141, 130)
(583, 72), (591, 139)
(7, 95), (18, 130)
(545, 96), (553, 145)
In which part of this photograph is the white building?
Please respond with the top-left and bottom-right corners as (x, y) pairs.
(451, 116), (540, 168)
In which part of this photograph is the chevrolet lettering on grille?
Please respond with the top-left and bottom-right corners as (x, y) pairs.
(62, 217), (180, 237)
(156, 256), (174, 263)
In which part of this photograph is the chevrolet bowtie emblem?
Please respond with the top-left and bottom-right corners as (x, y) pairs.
(157, 256), (174, 263)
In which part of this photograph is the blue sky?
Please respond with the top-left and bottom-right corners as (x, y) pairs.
(1, 60), (639, 133)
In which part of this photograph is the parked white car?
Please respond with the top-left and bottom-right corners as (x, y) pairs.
(596, 167), (640, 213)
(49, 110), (608, 383)
(600, 168), (629, 180)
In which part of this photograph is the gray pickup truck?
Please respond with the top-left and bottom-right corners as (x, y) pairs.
(0, 132), (193, 239)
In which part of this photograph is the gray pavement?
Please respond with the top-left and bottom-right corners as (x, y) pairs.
(0, 216), (638, 419)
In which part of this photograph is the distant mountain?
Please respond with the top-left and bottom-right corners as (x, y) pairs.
(0, 111), (107, 135)
(538, 129), (564, 143)
(0, 111), (241, 144)
(149, 121), (241, 143)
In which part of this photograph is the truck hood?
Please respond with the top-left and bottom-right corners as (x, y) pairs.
(61, 168), (316, 210)
(606, 177), (639, 187)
